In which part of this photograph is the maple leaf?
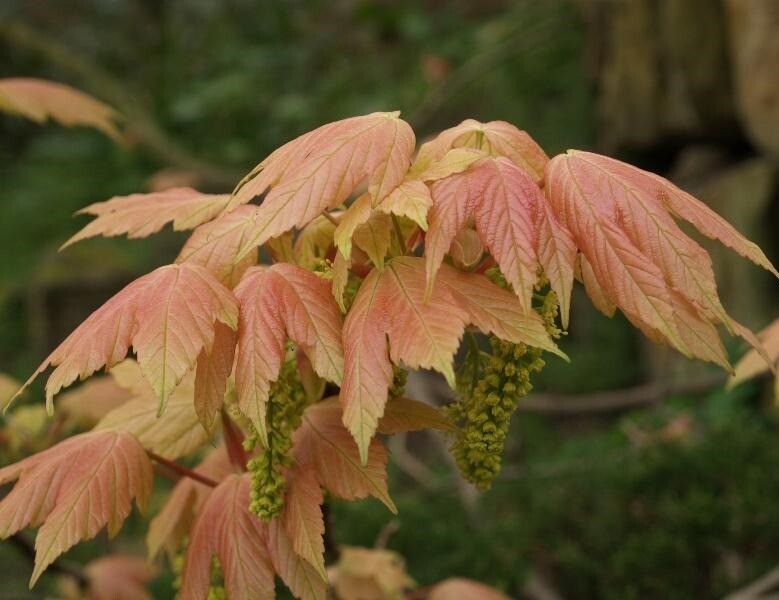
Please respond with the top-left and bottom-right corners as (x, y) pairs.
(234, 264), (344, 445)
(62, 187), (230, 249)
(426, 156), (575, 317)
(57, 375), (133, 427)
(95, 370), (211, 460)
(180, 473), (326, 600)
(16, 264), (238, 415)
(146, 447), (234, 560)
(340, 256), (561, 461)
(412, 119), (549, 184)
(329, 546), (416, 600)
(0, 430), (152, 586)
(0, 77), (121, 140)
(226, 112), (415, 259)
(428, 577), (510, 600)
(82, 555), (158, 600)
(180, 474), (275, 600)
(194, 321), (238, 432)
(279, 466), (327, 579)
(176, 205), (260, 287)
(730, 317), (779, 399)
(334, 193), (393, 269)
(293, 399), (395, 512)
(545, 150), (778, 364)
(266, 518), (328, 600)
(377, 397), (456, 435)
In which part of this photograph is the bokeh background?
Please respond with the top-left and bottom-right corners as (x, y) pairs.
(1, 0), (778, 598)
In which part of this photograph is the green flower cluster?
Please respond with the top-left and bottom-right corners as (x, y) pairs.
(171, 546), (226, 599)
(448, 270), (560, 490)
(389, 365), (408, 400)
(244, 355), (308, 520)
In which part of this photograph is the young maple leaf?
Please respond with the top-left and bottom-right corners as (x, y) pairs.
(340, 256), (562, 461)
(234, 264), (344, 445)
(0, 430), (152, 586)
(411, 118), (549, 184)
(224, 112), (414, 260)
(176, 205), (260, 287)
(0, 77), (122, 140)
(15, 263), (238, 415)
(61, 187), (230, 249)
(425, 156), (576, 319)
(293, 398), (395, 513)
(545, 150), (778, 366)
(180, 473), (326, 600)
(146, 447), (234, 560)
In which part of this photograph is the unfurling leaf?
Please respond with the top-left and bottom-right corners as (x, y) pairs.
(294, 399), (395, 512)
(17, 264), (238, 415)
(180, 473), (326, 600)
(412, 119), (548, 183)
(0, 430), (152, 586)
(62, 187), (230, 249)
(227, 112), (415, 259)
(545, 150), (778, 366)
(234, 264), (343, 445)
(340, 256), (561, 461)
(0, 77), (121, 140)
(426, 157), (573, 315)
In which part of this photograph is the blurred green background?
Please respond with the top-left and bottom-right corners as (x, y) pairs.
(1, 0), (778, 598)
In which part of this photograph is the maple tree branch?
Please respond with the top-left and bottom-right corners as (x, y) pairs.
(147, 451), (218, 488)
(8, 532), (88, 588)
(519, 372), (726, 415)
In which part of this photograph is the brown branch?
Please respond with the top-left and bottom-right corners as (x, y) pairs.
(519, 372), (726, 415)
(147, 451), (218, 488)
(9, 532), (88, 587)
(0, 19), (239, 189)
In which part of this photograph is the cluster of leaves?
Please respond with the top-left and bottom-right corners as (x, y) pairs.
(0, 90), (777, 598)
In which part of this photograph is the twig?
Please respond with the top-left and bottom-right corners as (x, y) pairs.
(519, 372), (725, 415)
(374, 520), (399, 550)
(147, 451), (218, 488)
(9, 532), (88, 587)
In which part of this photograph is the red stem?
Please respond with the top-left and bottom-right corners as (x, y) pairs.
(221, 410), (249, 471)
(147, 451), (218, 487)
